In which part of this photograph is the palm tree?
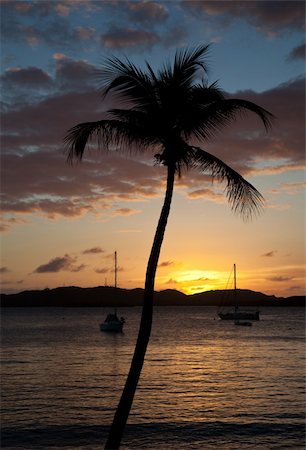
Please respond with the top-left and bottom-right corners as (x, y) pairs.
(64, 45), (273, 449)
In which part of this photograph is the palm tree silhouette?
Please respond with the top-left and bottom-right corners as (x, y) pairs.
(64, 45), (273, 449)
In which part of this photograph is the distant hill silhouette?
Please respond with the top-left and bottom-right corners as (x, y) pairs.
(0, 286), (304, 307)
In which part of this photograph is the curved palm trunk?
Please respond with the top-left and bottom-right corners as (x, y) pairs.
(105, 164), (176, 449)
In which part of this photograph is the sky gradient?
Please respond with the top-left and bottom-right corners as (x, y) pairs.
(1, 0), (305, 297)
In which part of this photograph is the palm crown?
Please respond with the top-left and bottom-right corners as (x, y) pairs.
(65, 45), (273, 220)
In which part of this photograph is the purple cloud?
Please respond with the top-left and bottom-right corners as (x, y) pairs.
(94, 267), (109, 274)
(101, 26), (160, 50)
(127, 2), (169, 24)
(83, 247), (105, 255)
(182, 1), (305, 35)
(1, 2), (99, 50)
(34, 254), (85, 273)
(1, 56), (304, 231)
(187, 188), (224, 202)
(287, 43), (306, 61)
(55, 58), (98, 91)
(267, 276), (292, 282)
(112, 208), (140, 217)
(261, 251), (277, 257)
(1, 66), (53, 88)
(158, 261), (175, 268)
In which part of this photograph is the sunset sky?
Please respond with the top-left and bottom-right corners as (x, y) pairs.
(1, 0), (305, 297)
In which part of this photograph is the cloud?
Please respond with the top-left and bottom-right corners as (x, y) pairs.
(261, 251), (277, 257)
(162, 26), (188, 47)
(280, 181), (306, 193)
(1, 56), (304, 230)
(0, 278), (23, 286)
(266, 276), (292, 282)
(83, 246), (104, 255)
(101, 26), (160, 50)
(1, 196), (95, 219)
(1, 4), (98, 50)
(269, 181), (306, 196)
(127, 1), (169, 24)
(248, 164), (306, 177)
(0, 266), (10, 273)
(265, 202), (291, 211)
(0, 217), (28, 233)
(1, 66), (53, 89)
(287, 43), (306, 61)
(112, 208), (141, 217)
(187, 188), (224, 203)
(34, 254), (85, 273)
(94, 267), (109, 274)
(1, 59), (95, 101)
(2, 16), (70, 48)
(55, 58), (98, 92)
(2, 2), (169, 55)
(34, 254), (73, 273)
(158, 261), (175, 268)
(1, 66), (54, 104)
(288, 285), (304, 292)
(2, 88), (102, 137)
(53, 53), (67, 61)
(14, 2), (32, 14)
(165, 278), (178, 284)
(110, 266), (124, 273)
(0, 144), (162, 230)
(182, 1), (305, 35)
(74, 26), (96, 41)
(112, 229), (142, 234)
(54, 3), (70, 17)
(3, 1), (303, 59)
(7, 0), (102, 18)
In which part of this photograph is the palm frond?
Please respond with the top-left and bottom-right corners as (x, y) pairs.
(64, 121), (103, 162)
(145, 61), (158, 84)
(97, 56), (157, 110)
(174, 44), (210, 75)
(159, 44), (210, 90)
(191, 146), (264, 220)
(181, 90), (274, 141)
(225, 98), (274, 130)
(64, 118), (160, 163)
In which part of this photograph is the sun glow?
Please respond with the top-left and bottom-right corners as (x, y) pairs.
(162, 270), (227, 295)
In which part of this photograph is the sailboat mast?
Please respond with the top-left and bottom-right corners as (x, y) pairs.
(234, 263), (237, 309)
(234, 263), (237, 291)
(114, 251), (117, 289)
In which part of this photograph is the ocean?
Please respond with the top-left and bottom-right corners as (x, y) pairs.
(1, 306), (305, 449)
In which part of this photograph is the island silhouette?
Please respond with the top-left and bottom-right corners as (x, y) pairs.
(1, 286), (304, 308)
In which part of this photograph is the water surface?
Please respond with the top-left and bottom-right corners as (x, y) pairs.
(1, 307), (305, 449)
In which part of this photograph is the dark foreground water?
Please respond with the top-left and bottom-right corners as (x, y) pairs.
(1, 307), (305, 449)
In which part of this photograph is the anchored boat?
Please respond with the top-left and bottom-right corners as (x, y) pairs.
(100, 251), (125, 332)
(100, 309), (125, 332)
(218, 264), (260, 321)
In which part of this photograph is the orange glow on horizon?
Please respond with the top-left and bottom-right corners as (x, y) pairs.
(157, 269), (232, 295)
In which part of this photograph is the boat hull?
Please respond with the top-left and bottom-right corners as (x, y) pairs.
(218, 311), (259, 321)
(234, 320), (252, 326)
(100, 321), (124, 332)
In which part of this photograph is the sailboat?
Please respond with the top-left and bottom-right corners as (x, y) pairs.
(218, 264), (260, 321)
(100, 251), (125, 332)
